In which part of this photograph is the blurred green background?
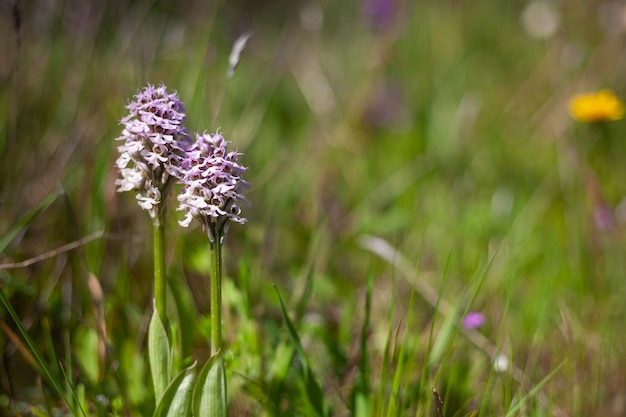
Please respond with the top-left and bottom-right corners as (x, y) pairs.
(2, 0), (626, 415)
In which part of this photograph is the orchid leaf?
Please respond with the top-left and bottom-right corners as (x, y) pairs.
(149, 305), (171, 404)
(193, 353), (227, 417)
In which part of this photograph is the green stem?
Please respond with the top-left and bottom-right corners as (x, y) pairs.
(153, 217), (167, 324)
(210, 231), (223, 354)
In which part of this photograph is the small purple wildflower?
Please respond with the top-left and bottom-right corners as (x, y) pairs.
(594, 204), (614, 232)
(177, 131), (249, 242)
(115, 84), (190, 221)
(462, 312), (485, 330)
(362, 0), (394, 30)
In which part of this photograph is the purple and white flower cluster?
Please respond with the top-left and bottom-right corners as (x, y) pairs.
(115, 84), (248, 235)
(115, 84), (190, 220)
(177, 132), (248, 240)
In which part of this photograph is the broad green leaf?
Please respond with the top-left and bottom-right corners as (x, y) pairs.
(193, 353), (227, 417)
(74, 327), (100, 384)
(153, 362), (197, 417)
(149, 306), (171, 404)
(118, 339), (148, 405)
(354, 394), (370, 417)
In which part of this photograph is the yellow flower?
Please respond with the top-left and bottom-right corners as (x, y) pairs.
(569, 89), (625, 122)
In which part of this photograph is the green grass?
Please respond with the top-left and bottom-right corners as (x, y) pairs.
(2, 0), (626, 416)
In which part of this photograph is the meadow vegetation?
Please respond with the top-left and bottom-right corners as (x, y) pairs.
(1, 1), (626, 416)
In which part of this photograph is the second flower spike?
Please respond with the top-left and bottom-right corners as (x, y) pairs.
(177, 131), (249, 241)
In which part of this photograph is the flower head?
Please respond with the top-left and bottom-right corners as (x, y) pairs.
(594, 204), (614, 232)
(462, 312), (485, 330)
(493, 353), (510, 373)
(115, 84), (191, 220)
(362, 0), (394, 31)
(569, 89), (625, 122)
(177, 131), (249, 241)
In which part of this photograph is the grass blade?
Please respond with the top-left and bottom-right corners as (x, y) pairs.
(274, 285), (327, 417)
(504, 361), (566, 417)
(351, 270), (372, 417)
(427, 303), (461, 368)
(0, 190), (59, 254)
(0, 287), (82, 416)
(58, 364), (87, 417)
